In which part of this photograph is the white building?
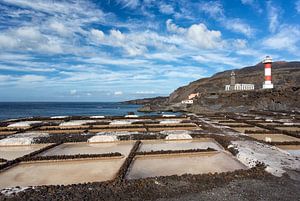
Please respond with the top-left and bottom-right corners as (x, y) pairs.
(225, 71), (255, 91)
(225, 83), (255, 91)
(181, 99), (193, 104)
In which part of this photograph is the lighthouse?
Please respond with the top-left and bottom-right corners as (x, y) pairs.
(230, 71), (235, 90)
(262, 56), (274, 89)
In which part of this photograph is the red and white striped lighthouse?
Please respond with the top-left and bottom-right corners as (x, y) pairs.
(262, 56), (274, 89)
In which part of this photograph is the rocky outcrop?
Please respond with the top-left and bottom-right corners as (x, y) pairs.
(124, 96), (168, 105)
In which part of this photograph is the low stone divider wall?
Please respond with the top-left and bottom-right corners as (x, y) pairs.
(115, 140), (141, 182)
(27, 152), (123, 162)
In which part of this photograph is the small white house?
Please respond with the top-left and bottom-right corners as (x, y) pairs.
(181, 99), (193, 104)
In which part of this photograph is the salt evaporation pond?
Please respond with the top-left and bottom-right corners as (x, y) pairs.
(0, 158), (123, 189)
(40, 141), (134, 157)
(277, 145), (300, 157)
(275, 127), (300, 132)
(139, 139), (223, 152)
(126, 152), (246, 179)
(248, 134), (300, 142)
(231, 127), (267, 133)
(0, 144), (51, 160)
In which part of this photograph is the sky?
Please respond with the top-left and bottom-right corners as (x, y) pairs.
(0, 0), (299, 102)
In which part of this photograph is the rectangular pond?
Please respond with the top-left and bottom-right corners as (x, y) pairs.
(275, 127), (300, 132)
(0, 144), (51, 160)
(0, 158), (123, 189)
(276, 145), (300, 157)
(249, 134), (300, 143)
(139, 139), (223, 152)
(230, 127), (267, 133)
(40, 141), (134, 157)
(126, 152), (246, 180)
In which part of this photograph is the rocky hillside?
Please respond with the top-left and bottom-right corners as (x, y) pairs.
(125, 61), (300, 113)
(168, 61), (300, 103)
(124, 96), (168, 105)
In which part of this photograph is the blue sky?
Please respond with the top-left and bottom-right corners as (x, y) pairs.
(0, 0), (299, 101)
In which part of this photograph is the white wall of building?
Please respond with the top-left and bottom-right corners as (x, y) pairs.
(181, 100), (193, 104)
(225, 84), (254, 91)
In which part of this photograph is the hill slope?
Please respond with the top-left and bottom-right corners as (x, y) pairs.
(168, 61), (300, 103)
(131, 61), (300, 113)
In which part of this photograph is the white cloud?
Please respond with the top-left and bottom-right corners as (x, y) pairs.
(193, 53), (241, 68)
(187, 24), (222, 49)
(166, 19), (185, 34)
(0, 35), (18, 48)
(241, 0), (254, 4)
(16, 26), (41, 40)
(199, 1), (254, 37)
(110, 29), (125, 41)
(263, 26), (300, 53)
(223, 19), (254, 37)
(0, 65), (56, 72)
(136, 91), (155, 94)
(70, 89), (77, 95)
(199, 1), (224, 18)
(114, 91), (123, 95)
(117, 0), (140, 9)
(267, 1), (280, 33)
(159, 4), (174, 14)
(18, 75), (46, 82)
(49, 21), (70, 36)
(90, 29), (105, 42)
(0, 75), (13, 82)
(233, 39), (247, 49)
(240, 0), (263, 13)
(0, 26), (64, 53)
(296, 1), (300, 13)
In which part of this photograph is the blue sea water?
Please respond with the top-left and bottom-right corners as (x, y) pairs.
(0, 102), (171, 120)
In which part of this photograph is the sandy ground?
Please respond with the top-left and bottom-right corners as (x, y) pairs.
(0, 158), (124, 189)
(126, 152), (246, 179)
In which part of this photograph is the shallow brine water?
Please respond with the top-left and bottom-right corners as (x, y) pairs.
(0, 158), (123, 189)
(40, 141), (135, 157)
(126, 152), (246, 180)
(139, 139), (223, 152)
(0, 144), (51, 160)
(249, 134), (300, 142)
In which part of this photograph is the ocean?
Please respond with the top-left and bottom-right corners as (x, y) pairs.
(0, 102), (172, 120)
